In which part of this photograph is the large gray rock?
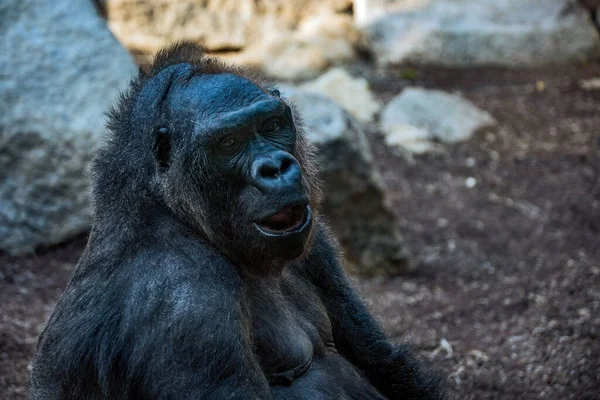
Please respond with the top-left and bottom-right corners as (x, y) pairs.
(359, 0), (600, 67)
(282, 87), (410, 276)
(299, 68), (381, 123)
(381, 88), (496, 152)
(0, 0), (137, 254)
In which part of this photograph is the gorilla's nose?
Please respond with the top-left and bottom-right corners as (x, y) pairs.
(250, 150), (302, 193)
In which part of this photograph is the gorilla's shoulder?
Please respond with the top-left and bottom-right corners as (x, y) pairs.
(71, 234), (242, 299)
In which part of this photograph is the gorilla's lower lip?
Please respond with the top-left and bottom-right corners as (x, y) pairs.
(254, 204), (311, 237)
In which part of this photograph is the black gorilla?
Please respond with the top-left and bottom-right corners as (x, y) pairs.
(30, 42), (446, 400)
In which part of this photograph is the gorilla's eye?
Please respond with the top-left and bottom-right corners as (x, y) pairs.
(220, 137), (236, 148)
(260, 118), (281, 134)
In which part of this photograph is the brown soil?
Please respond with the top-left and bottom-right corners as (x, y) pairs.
(1, 63), (600, 399)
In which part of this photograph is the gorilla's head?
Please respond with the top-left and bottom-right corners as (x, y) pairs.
(94, 42), (322, 271)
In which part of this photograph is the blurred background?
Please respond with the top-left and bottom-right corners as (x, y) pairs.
(1, 0), (600, 398)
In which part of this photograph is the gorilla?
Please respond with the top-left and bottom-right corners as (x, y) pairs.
(30, 42), (446, 400)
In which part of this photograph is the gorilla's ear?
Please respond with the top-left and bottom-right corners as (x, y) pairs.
(153, 127), (171, 170)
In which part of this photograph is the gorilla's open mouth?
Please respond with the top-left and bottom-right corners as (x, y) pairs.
(255, 204), (311, 236)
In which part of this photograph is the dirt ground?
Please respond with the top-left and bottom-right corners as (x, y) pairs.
(1, 63), (599, 399)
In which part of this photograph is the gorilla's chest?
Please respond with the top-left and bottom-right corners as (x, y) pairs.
(243, 273), (333, 385)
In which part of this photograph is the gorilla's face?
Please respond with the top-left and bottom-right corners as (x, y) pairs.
(143, 65), (314, 268)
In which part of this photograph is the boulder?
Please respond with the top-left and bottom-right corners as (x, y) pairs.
(381, 88), (495, 152)
(103, 0), (352, 53)
(281, 87), (410, 276)
(228, 12), (361, 80)
(580, 77), (600, 90)
(300, 68), (381, 123)
(359, 0), (600, 67)
(104, 0), (255, 53)
(383, 124), (435, 154)
(102, 0), (360, 80)
(0, 0), (137, 254)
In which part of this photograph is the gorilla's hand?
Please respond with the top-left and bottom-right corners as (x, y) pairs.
(302, 225), (447, 400)
(362, 341), (449, 400)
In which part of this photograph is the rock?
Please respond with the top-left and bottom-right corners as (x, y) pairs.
(104, 0), (353, 53)
(0, 0), (137, 254)
(381, 88), (495, 152)
(225, 12), (361, 80)
(300, 68), (381, 123)
(383, 124), (436, 154)
(105, 0), (256, 53)
(354, 0), (429, 26)
(103, 0), (360, 80)
(580, 77), (600, 90)
(281, 87), (410, 275)
(359, 0), (600, 67)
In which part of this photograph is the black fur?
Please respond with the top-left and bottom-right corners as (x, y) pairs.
(30, 42), (447, 400)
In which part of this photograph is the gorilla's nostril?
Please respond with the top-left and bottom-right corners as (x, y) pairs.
(259, 162), (280, 179)
(250, 151), (302, 191)
(280, 157), (293, 174)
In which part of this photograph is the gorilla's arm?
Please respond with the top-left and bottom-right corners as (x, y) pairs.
(35, 244), (273, 400)
(116, 250), (273, 399)
(302, 224), (446, 400)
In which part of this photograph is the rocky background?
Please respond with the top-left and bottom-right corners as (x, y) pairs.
(1, 0), (600, 398)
